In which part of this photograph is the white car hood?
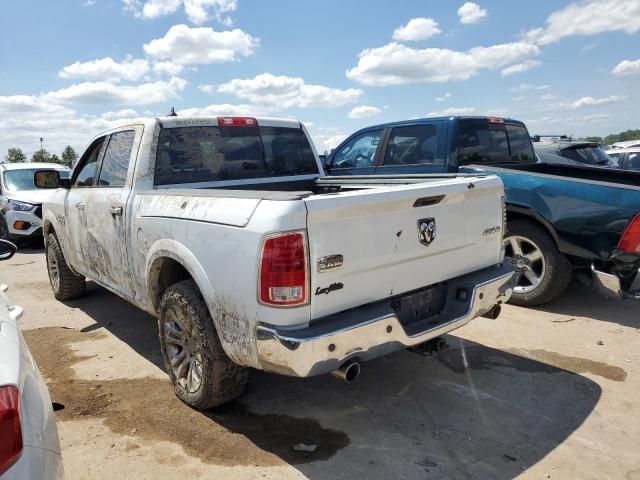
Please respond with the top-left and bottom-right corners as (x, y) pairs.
(4, 189), (58, 205)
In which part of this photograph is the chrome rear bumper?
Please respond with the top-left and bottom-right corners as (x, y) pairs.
(592, 264), (640, 300)
(256, 263), (515, 377)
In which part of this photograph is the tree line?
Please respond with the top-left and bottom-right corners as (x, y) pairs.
(3, 145), (78, 168)
(582, 129), (640, 145)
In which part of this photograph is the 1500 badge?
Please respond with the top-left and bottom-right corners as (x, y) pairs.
(483, 226), (502, 236)
(315, 283), (344, 295)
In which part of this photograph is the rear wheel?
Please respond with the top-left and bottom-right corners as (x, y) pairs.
(504, 220), (572, 306)
(46, 233), (86, 301)
(158, 279), (248, 409)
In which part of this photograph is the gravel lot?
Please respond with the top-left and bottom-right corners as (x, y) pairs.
(3, 247), (640, 480)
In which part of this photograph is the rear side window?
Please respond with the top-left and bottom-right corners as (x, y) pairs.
(98, 130), (135, 187)
(629, 152), (640, 171)
(458, 122), (510, 164)
(506, 124), (535, 162)
(155, 126), (317, 185)
(383, 124), (446, 166)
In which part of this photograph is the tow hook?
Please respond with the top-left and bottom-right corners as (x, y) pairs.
(409, 337), (449, 357)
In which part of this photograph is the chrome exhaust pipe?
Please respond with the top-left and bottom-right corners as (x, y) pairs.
(482, 304), (502, 319)
(331, 361), (361, 383)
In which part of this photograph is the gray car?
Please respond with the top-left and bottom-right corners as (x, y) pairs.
(533, 139), (616, 168)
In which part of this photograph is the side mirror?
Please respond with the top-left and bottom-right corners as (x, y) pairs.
(34, 170), (62, 189)
(0, 240), (17, 261)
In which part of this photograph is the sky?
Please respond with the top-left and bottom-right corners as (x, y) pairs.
(1, 0), (639, 159)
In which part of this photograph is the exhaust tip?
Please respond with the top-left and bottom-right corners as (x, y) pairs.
(482, 304), (502, 320)
(331, 361), (361, 383)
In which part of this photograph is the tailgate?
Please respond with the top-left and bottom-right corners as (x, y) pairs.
(305, 175), (505, 319)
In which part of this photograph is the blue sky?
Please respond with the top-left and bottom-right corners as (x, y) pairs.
(1, 0), (639, 158)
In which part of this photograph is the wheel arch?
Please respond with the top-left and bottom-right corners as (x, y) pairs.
(505, 204), (561, 248)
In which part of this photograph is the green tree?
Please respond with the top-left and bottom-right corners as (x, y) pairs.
(61, 145), (78, 168)
(31, 149), (51, 162)
(4, 147), (26, 163)
(582, 136), (603, 142)
(50, 153), (61, 164)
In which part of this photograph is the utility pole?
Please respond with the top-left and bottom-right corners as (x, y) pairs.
(40, 137), (44, 160)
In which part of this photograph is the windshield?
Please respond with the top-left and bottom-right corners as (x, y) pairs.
(561, 146), (614, 166)
(155, 125), (319, 185)
(3, 168), (70, 191)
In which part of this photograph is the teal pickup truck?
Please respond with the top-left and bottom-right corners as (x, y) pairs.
(324, 116), (640, 306)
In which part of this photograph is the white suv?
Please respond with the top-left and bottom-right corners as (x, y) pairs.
(606, 148), (640, 172)
(0, 163), (70, 242)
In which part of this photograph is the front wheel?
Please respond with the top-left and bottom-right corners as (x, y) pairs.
(46, 233), (86, 301)
(504, 220), (572, 306)
(158, 279), (248, 409)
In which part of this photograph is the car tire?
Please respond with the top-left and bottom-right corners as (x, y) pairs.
(0, 214), (8, 241)
(46, 233), (86, 301)
(158, 279), (248, 409)
(504, 220), (572, 306)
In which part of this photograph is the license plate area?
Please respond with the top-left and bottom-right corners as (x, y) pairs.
(392, 283), (448, 327)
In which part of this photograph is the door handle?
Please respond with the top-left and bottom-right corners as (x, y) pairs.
(109, 206), (123, 216)
(75, 202), (86, 211)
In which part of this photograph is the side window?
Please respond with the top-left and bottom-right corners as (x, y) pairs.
(506, 124), (535, 162)
(331, 130), (383, 169)
(98, 130), (135, 187)
(383, 124), (444, 166)
(608, 152), (621, 168)
(74, 138), (106, 187)
(628, 153), (640, 171)
(458, 123), (510, 164)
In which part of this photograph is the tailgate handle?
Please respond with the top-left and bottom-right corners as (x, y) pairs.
(413, 195), (445, 208)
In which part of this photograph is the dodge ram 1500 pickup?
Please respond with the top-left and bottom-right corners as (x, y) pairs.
(36, 115), (513, 408)
(325, 116), (640, 306)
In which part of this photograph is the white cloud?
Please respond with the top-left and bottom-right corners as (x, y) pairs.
(152, 61), (184, 76)
(100, 109), (139, 119)
(435, 92), (452, 101)
(198, 84), (216, 94)
(143, 24), (258, 65)
(44, 77), (187, 105)
(508, 83), (550, 92)
(59, 56), (150, 82)
(217, 73), (362, 108)
(540, 93), (557, 100)
(346, 41), (539, 86)
(123, 0), (237, 25)
(178, 103), (275, 117)
(392, 18), (441, 41)
(611, 58), (640, 76)
(487, 108), (509, 116)
(501, 60), (541, 77)
(82, 0), (96, 6)
(525, 0), (640, 45)
(348, 105), (381, 119)
(543, 95), (624, 110)
(512, 96), (526, 102)
(427, 107), (475, 116)
(315, 133), (347, 153)
(458, 2), (487, 24)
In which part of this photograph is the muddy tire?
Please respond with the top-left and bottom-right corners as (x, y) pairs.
(504, 220), (572, 307)
(46, 233), (86, 301)
(158, 279), (248, 409)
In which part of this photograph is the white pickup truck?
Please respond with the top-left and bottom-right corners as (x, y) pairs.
(36, 115), (514, 409)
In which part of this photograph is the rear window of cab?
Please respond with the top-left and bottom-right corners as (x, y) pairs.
(155, 125), (318, 185)
(457, 120), (535, 165)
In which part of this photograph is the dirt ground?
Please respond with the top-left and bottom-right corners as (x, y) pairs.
(2, 247), (640, 480)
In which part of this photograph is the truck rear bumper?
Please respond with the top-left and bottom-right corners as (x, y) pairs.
(591, 264), (640, 300)
(255, 263), (515, 377)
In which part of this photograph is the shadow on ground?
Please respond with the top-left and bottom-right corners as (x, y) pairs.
(61, 282), (601, 480)
(533, 279), (640, 328)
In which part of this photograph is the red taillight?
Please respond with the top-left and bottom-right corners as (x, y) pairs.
(260, 232), (308, 306)
(218, 116), (257, 127)
(618, 213), (640, 253)
(0, 386), (22, 475)
(486, 117), (505, 124)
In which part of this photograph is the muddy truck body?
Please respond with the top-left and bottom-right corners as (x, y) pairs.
(37, 115), (514, 408)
